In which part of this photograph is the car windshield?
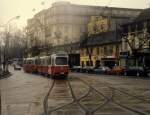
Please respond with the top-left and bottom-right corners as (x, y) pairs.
(55, 57), (67, 65)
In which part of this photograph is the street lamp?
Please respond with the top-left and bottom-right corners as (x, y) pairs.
(5, 16), (20, 26)
(1, 15), (20, 74)
(0, 38), (5, 75)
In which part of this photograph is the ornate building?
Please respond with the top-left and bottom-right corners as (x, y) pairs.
(27, 1), (141, 51)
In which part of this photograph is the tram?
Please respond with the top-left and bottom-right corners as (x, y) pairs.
(23, 57), (36, 73)
(48, 53), (69, 77)
(23, 53), (69, 77)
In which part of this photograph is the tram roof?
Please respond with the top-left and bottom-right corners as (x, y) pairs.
(25, 57), (36, 60)
(40, 56), (50, 59)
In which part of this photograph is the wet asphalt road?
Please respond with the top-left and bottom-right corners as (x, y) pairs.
(1, 68), (150, 115)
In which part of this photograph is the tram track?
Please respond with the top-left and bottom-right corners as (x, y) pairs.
(109, 87), (150, 103)
(77, 76), (150, 115)
(43, 78), (91, 115)
(66, 76), (115, 115)
(43, 75), (149, 115)
(43, 79), (55, 115)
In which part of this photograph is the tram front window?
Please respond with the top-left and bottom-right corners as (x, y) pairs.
(55, 57), (67, 65)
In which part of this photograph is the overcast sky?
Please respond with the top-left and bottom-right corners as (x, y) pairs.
(0, 0), (150, 29)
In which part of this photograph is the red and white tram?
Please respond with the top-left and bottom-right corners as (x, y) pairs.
(47, 53), (69, 77)
(23, 53), (69, 77)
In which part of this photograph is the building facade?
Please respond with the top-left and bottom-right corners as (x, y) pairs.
(27, 1), (141, 50)
(80, 31), (122, 68)
(120, 8), (150, 69)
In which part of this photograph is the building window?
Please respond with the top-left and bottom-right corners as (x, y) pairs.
(104, 46), (107, 56)
(96, 47), (99, 55)
(108, 45), (113, 55)
(137, 22), (144, 31)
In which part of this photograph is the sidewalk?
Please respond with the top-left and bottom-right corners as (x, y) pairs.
(0, 71), (11, 79)
(1, 68), (50, 115)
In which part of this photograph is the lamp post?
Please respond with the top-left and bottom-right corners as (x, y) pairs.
(2, 15), (20, 74)
(0, 38), (4, 75)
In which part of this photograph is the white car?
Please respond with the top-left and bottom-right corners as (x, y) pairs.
(14, 64), (21, 70)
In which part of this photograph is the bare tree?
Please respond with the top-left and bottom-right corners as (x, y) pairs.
(80, 32), (93, 66)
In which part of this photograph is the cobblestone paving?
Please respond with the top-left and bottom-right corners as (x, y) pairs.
(1, 69), (150, 115)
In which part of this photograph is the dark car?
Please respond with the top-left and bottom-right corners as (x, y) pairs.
(94, 66), (110, 74)
(71, 66), (82, 72)
(123, 66), (147, 77)
(147, 69), (150, 77)
(81, 66), (87, 73)
(85, 66), (95, 73)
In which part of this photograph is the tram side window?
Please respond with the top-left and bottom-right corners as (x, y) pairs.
(44, 58), (46, 65)
(31, 60), (34, 64)
(23, 60), (26, 64)
(37, 58), (40, 65)
(28, 60), (32, 64)
(52, 58), (55, 66)
(48, 57), (51, 65)
(41, 59), (43, 65)
(35, 59), (38, 65)
(44, 58), (48, 65)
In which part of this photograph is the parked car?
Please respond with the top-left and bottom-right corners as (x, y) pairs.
(14, 64), (21, 70)
(86, 66), (95, 73)
(81, 66), (87, 73)
(71, 66), (82, 72)
(107, 66), (126, 75)
(94, 66), (110, 74)
(147, 70), (150, 77)
(123, 66), (147, 77)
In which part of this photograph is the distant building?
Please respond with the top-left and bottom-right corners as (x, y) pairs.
(27, 1), (142, 52)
